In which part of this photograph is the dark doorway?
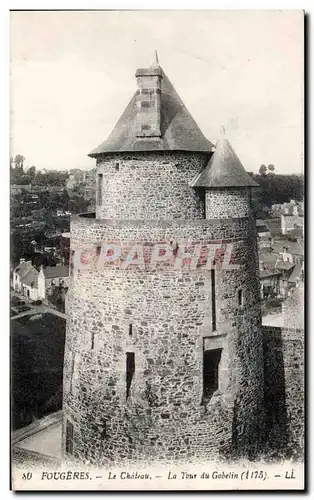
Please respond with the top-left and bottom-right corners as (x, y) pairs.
(203, 348), (222, 402)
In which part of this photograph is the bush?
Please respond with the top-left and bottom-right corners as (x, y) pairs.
(32, 299), (42, 306)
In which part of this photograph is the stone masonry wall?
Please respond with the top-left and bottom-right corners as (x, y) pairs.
(281, 327), (304, 458)
(206, 188), (251, 219)
(62, 214), (264, 466)
(263, 326), (304, 459)
(95, 152), (208, 220)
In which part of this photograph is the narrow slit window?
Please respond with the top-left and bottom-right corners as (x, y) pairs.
(126, 352), (135, 399)
(203, 348), (222, 402)
(115, 163), (120, 171)
(69, 355), (75, 393)
(65, 420), (74, 454)
(91, 332), (95, 350)
(129, 324), (133, 337)
(70, 250), (75, 276)
(238, 289), (243, 306)
(211, 269), (216, 331)
(97, 174), (103, 205)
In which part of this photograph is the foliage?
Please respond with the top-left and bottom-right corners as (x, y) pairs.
(248, 172), (304, 218)
(49, 285), (67, 313)
(259, 164), (267, 175)
(11, 313), (66, 429)
(10, 154), (69, 186)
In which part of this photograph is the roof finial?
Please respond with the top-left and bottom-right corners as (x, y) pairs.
(153, 50), (159, 67)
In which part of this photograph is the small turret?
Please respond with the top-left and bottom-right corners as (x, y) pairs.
(192, 126), (258, 189)
(192, 127), (258, 220)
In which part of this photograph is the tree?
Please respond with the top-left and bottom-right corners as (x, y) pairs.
(259, 164), (267, 176)
(14, 155), (25, 170)
(268, 164), (275, 173)
(27, 166), (36, 181)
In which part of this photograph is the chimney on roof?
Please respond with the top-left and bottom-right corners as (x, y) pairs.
(152, 50), (159, 67)
(135, 52), (162, 138)
(20, 258), (25, 264)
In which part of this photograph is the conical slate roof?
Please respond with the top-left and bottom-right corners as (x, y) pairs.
(88, 63), (213, 156)
(192, 130), (258, 188)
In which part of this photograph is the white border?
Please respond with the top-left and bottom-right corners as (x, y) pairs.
(1, 3), (312, 499)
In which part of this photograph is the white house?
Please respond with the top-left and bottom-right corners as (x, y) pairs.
(38, 264), (69, 301)
(281, 200), (304, 235)
(12, 259), (39, 300)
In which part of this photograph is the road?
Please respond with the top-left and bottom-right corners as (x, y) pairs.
(11, 291), (67, 320)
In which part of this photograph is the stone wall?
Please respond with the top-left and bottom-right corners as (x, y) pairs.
(62, 213), (264, 466)
(205, 188), (251, 219)
(95, 152), (208, 220)
(281, 327), (304, 457)
(263, 326), (304, 459)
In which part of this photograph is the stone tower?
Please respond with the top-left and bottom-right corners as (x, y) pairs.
(63, 55), (264, 466)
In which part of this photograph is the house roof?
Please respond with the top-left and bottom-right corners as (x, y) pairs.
(257, 226), (270, 234)
(275, 261), (295, 271)
(43, 265), (69, 279)
(191, 130), (258, 188)
(89, 59), (213, 156)
(22, 268), (39, 288)
(256, 219), (268, 227)
(259, 268), (281, 279)
(259, 251), (278, 268)
(14, 261), (34, 278)
(271, 240), (304, 256)
(282, 201), (304, 216)
(288, 263), (303, 283)
(287, 226), (304, 239)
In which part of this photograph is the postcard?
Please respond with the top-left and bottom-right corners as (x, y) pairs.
(10, 9), (304, 491)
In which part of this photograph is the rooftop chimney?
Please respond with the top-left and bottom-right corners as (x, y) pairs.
(135, 51), (162, 138)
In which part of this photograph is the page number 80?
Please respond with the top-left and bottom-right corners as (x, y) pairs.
(22, 472), (32, 481)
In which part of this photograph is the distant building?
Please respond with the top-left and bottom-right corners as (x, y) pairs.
(38, 265), (69, 301)
(12, 260), (69, 302)
(66, 174), (77, 192)
(259, 238), (304, 298)
(259, 262), (280, 299)
(11, 184), (32, 195)
(256, 219), (271, 239)
(12, 259), (39, 300)
(281, 200), (304, 235)
(66, 169), (95, 201)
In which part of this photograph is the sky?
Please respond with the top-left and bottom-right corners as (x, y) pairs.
(10, 10), (304, 174)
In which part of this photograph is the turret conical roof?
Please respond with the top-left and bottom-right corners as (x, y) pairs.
(192, 128), (258, 188)
(89, 58), (213, 156)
